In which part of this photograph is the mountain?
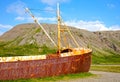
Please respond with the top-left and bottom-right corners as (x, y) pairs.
(0, 23), (120, 64)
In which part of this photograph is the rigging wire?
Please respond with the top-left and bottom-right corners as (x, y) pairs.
(25, 6), (80, 49)
(60, 18), (80, 48)
(29, 8), (56, 12)
(25, 8), (57, 47)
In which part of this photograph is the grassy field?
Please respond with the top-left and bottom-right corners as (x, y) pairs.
(92, 55), (120, 64)
(0, 72), (93, 82)
(0, 43), (56, 57)
(92, 47), (120, 64)
(90, 65), (120, 73)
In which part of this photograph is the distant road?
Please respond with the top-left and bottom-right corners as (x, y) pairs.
(58, 71), (120, 82)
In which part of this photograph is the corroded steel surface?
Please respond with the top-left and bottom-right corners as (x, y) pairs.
(0, 52), (91, 80)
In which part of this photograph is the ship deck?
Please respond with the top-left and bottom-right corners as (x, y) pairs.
(0, 48), (92, 62)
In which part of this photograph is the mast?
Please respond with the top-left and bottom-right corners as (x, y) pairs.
(25, 8), (57, 47)
(57, 3), (61, 54)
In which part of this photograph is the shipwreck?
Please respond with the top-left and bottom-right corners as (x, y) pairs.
(0, 4), (92, 80)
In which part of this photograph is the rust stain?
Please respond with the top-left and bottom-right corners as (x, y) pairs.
(0, 52), (91, 80)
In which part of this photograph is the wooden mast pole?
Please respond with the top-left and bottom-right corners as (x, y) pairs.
(25, 8), (57, 47)
(57, 3), (61, 54)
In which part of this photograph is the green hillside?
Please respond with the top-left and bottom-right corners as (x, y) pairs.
(0, 23), (120, 64)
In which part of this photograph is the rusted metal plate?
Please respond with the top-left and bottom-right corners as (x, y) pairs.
(0, 52), (91, 80)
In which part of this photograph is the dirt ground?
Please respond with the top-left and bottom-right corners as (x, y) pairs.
(57, 71), (120, 82)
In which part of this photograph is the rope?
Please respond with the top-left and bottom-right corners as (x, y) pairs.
(61, 19), (80, 48)
(25, 8), (57, 47)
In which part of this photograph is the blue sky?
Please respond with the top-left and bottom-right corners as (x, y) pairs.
(0, 0), (120, 35)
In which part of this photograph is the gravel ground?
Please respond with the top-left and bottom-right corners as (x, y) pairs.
(57, 71), (120, 82)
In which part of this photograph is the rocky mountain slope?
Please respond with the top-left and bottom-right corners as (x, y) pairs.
(0, 23), (120, 64)
(0, 23), (120, 57)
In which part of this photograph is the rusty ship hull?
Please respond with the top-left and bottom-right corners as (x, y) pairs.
(0, 51), (91, 80)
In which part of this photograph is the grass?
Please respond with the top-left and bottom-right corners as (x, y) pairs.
(92, 47), (120, 64)
(35, 27), (41, 33)
(92, 54), (120, 64)
(40, 44), (56, 54)
(91, 65), (120, 73)
(0, 42), (56, 57)
(0, 72), (93, 82)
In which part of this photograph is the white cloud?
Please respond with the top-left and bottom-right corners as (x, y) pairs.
(109, 25), (120, 30)
(44, 7), (54, 11)
(65, 20), (120, 31)
(15, 16), (25, 21)
(6, 1), (26, 16)
(0, 24), (13, 29)
(65, 20), (107, 31)
(41, 0), (69, 5)
(43, 6), (55, 14)
(15, 16), (56, 22)
(0, 24), (13, 35)
(37, 17), (56, 21)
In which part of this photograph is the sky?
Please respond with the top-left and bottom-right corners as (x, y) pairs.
(0, 0), (120, 35)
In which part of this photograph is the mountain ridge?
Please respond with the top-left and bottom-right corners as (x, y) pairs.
(0, 23), (120, 64)
(0, 23), (120, 55)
